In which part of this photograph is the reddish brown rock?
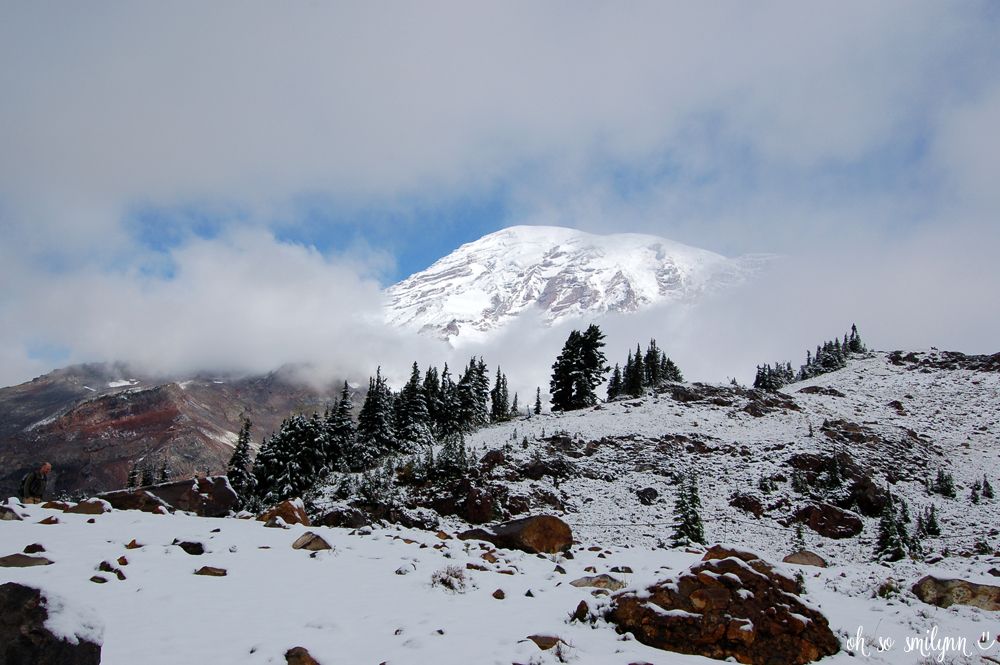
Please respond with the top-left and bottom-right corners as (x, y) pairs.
(99, 476), (237, 517)
(0, 583), (102, 665)
(912, 576), (1000, 611)
(64, 498), (112, 515)
(41, 501), (70, 511)
(526, 635), (565, 650)
(125, 539), (143, 549)
(794, 503), (863, 539)
(24, 543), (46, 554)
(285, 646), (321, 665)
(570, 574), (626, 591)
(610, 546), (839, 665)
(38, 516), (59, 525)
(492, 589), (505, 600)
(458, 515), (573, 554)
(257, 499), (310, 527)
(194, 566), (228, 577)
(97, 490), (173, 514)
(463, 487), (497, 524)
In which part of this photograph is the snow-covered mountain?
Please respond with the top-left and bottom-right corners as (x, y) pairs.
(385, 225), (769, 343)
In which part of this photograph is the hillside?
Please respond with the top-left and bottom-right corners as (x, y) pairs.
(3, 349), (999, 664)
(0, 364), (342, 497)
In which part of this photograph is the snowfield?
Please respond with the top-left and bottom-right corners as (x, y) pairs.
(3, 350), (999, 664)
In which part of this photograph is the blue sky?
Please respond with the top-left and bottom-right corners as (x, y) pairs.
(1, 2), (999, 386)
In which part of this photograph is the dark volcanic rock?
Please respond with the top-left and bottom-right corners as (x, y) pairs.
(797, 385), (845, 397)
(888, 349), (1000, 373)
(315, 504), (371, 529)
(636, 487), (659, 505)
(458, 515), (573, 554)
(795, 503), (863, 539)
(0, 582), (102, 665)
(610, 546), (839, 665)
(729, 493), (764, 518)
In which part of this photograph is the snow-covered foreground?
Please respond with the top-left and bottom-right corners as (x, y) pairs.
(2, 499), (998, 665)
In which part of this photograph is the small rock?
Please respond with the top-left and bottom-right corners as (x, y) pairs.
(525, 589), (534, 597)
(636, 487), (659, 505)
(41, 501), (70, 511)
(783, 550), (828, 568)
(554, 565), (566, 574)
(0, 506), (24, 521)
(194, 566), (228, 577)
(0, 553), (54, 567)
(436, 530), (451, 540)
(570, 574), (626, 591)
(23, 543), (46, 554)
(610, 566), (633, 574)
(125, 539), (143, 549)
(492, 589), (505, 600)
(39, 516), (59, 525)
(291, 532), (332, 552)
(264, 516), (290, 529)
(117, 556), (128, 566)
(526, 635), (564, 650)
(89, 576), (107, 584)
(570, 600), (589, 622)
(174, 541), (205, 555)
(285, 645), (320, 665)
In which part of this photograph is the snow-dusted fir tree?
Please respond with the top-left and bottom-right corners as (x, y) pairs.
(982, 475), (995, 500)
(227, 415), (255, 506)
(875, 495), (912, 561)
(550, 324), (610, 411)
(533, 387), (542, 415)
(671, 473), (705, 547)
(623, 345), (644, 397)
(490, 367), (510, 423)
(422, 366), (442, 433)
(354, 368), (396, 468)
(326, 381), (356, 471)
(457, 358), (489, 430)
(395, 362), (435, 452)
(606, 363), (623, 401)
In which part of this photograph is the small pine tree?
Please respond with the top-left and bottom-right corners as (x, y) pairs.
(932, 469), (956, 498)
(982, 475), (995, 500)
(140, 464), (155, 487)
(793, 523), (806, 551)
(606, 363), (623, 401)
(791, 469), (808, 494)
(227, 415), (255, 506)
(670, 473), (705, 547)
(970, 481), (981, 504)
(924, 505), (941, 537)
(534, 387), (542, 415)
(126, 464), (140, 490)
(875, 497), (907, 562)
(437, 431), (468, 478)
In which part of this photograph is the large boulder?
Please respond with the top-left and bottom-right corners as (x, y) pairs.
(912, 576), (1000, 611)
(0, 582), (102, 665)
(315, 504), (370, 529)
(610, 546), (839, 665)
(837, 475), (889, 518)
(98, 476), (236, 517)
(458, 515), (573, 554)
(794, 503), (863, 539)
(258, 498), (310, 527)
(97, 489), (173, 514)
(63, 498), (112, 515)
(782, 550), (828, 568)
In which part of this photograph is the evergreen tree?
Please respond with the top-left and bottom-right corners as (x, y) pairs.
(932, 469), (956, 498)
(509, 392), (519, 419)
(251, 413), (329, 505)
(227, 415), (255, 505)
(875, 496), (908, 562)
(533, 387), (542, 415)
(396, 362), (435, 452)
(606, 363), (623, 401)
(982, 475), (995, 500)
(490, 367), (511, 423)
(422, 366), (442, 432)
(354, 368), (396, 468)
(549, 324), (610, 411)
(437, 431), (468, 478)
(439, 365), (463, 438)
(924, 505), (941, 536)
(623, 348), (645, 397)
(644, 339), (662, 387)
(127, 464), (140, 490)
(140, 464), (155, 487)
(671, 473), (705, 546)
(157, 461), (170, 483)
(661, 355), (683, 382)
(327, 381), (356, 471)
(847, 323), (865, 353)
(970, 480), (981, 504)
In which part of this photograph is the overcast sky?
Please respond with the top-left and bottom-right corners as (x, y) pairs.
(1, 2), (998, 391)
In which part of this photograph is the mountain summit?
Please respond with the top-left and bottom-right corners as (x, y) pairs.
(385, 225), (767, 343)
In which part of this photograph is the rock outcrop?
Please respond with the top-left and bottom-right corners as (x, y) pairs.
(794, 503), (863, 539)
(912, 576), (1000, 611)
(99, 476), (236, 517)
(610, 546), (840, 665)
(0, 582), (102, 665)
(258, 499), (310, 527)
(458, 515), (573, 554)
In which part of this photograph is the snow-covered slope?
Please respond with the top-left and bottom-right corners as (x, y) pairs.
(385, 225), (768, 343)
(5, 350), (998, 664)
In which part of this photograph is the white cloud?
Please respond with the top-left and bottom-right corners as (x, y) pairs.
(0, 2), (997, 387)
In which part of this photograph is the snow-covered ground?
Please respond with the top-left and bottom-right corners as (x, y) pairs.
(3, 350), (998, 664)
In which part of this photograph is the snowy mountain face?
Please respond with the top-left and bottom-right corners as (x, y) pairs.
(385, 225), (768, 343)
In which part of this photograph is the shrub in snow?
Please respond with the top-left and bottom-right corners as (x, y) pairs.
(430, 565), (468, 593)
